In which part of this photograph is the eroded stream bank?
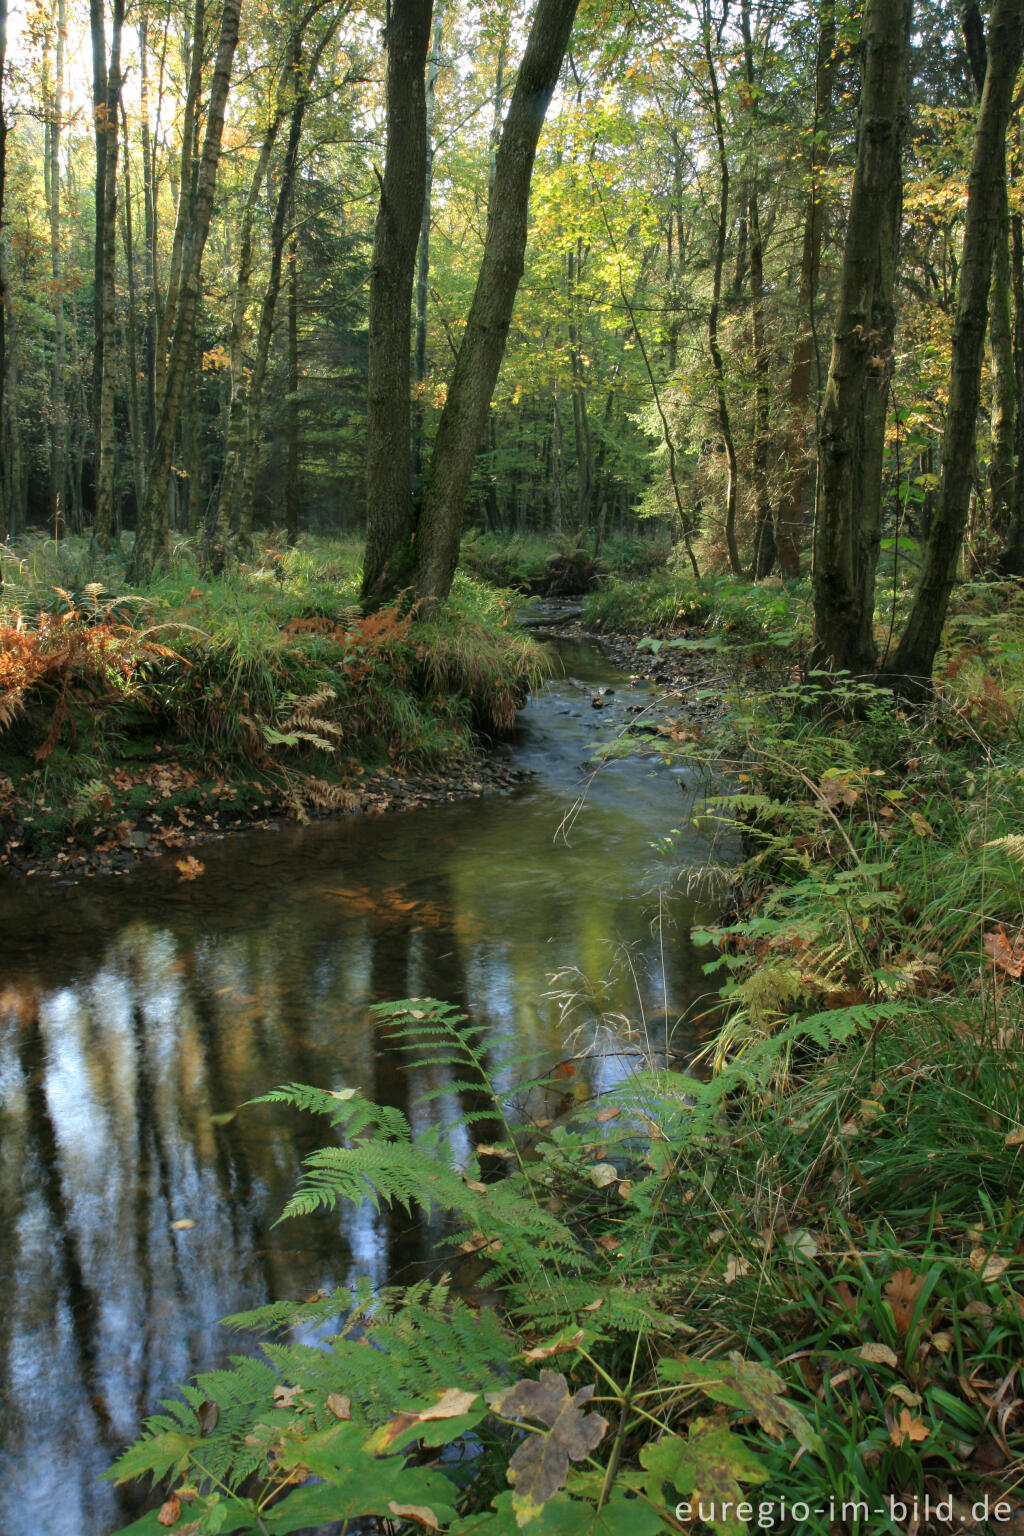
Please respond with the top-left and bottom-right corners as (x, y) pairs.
(0, 634), (723, 1536)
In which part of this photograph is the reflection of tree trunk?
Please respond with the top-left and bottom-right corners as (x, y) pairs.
(129, 1004), (178, 1419)
(18, 1008), (112, 1437)
(368, 924), (421, 1284)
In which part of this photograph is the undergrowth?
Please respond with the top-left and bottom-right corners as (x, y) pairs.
(0, 535), (550, 854)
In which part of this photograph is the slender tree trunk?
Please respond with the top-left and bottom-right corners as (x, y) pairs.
(741, 0), (772, 579)
(567, 243), (593, 536)
(90, 0), (109, 456)
(702, 0), (740, 574)
(776, 0), (836, 577)
(361, 0), (434, 601)
(92, 0), (125, 551)
(154, 0), (204, 409)
(810, 0), (912, 677)
(989, 185), (1015, 547)
(0, 0), (6, 551)
(285, 217), (299, 546)
(884, 0), (1024, 692)
(234, 72), (314, 544)
(129, 0), (242, 582)
(139, 9), (157, 453)
(1004, 169), (1024, 572)
(120, 99), (145, 517)
(413, 0), (580, 603)
(45, 1), (67, 538)
(413, 9), (442, 483)
(211, 109), (284, 547)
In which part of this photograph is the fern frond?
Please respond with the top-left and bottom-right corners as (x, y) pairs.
(251, 1082), (411, 1140)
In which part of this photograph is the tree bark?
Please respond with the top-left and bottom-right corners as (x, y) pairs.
(0, 0), (5, 554)
(413, 8), (442, 485)
(361, 0), (434, 602)
(92, 0), (125, 551)
(89, 0), (109, 455)
(286, 217), (300, 546)
(412, 0), (580, 602)
(44, 1), (67, 538)
(129, 0), (242, 582)
(883, 0), (1024, 692)
(702, 0), (740, 575)
(775, 0), (836, 577)
(810, 0), (912, 677)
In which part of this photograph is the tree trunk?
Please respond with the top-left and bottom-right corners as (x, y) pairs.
(129, 0), (242, 582)
(413, 9), (442, 483)
(45, 0), (67, 538)
(120, 98), (146, 517)
(0, 0), (5, 553)
(883, 0), (1024, 692)
(286, 218), (299, 546)
(89, 0), (109, 456)
(1003, 183), (1024, 572)
(92, 0), (125, 552)
(989, 184), (1015, 548)
(810, 0), (912, 677)
(741, 0), (772, 580)
(211, 108), (285, 548)
(702, 0), (740, 575)
(139, 9), (157, 454)
(776, 0), (836, 578)
(361, 0), (434, 602)
(234, 75), (313, 544)
(413, 0), (580, 603)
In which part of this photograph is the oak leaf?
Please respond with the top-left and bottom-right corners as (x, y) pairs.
(884, 1268), (926, 1337)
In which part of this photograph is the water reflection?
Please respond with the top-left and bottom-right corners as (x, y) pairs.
(0, 638), (721, 1536)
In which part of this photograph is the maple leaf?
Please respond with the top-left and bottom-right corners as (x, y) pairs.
(890, 1408), (929, 1447)
(496, 1370), (608, 1523)
(175, 855), (205, 881)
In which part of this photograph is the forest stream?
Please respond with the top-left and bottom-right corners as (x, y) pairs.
(0, 630), (722, 1536)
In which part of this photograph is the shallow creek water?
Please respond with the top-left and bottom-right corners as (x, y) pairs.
(0, 634), (721, 1536)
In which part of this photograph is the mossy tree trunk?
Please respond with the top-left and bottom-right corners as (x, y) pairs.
(809, 0), (912, 677)
(361, 0), (434, 603)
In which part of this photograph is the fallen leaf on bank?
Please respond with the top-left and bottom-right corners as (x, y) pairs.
(1006, 1127), (1024, 1147)
(885, 1267), (926, 1336)
(522, 1329), (584, 1361)
(889, 1384), (922, 1408)
(890, 1409), (930, 1447)
(595, 1105), (620, 1123)
(388, 1503), (439, 1530)
(725, 1253), (751, 1284)
(970, 1249), (1010, 1282)
(984, 927), (1024, 978)
(157, 1496), (180, 1528)
(171, 1218), (195, 1231)
(326, 1393), (351, 1421)
(373, 1388), (480, 1452)
(859, 1342), (899, 1368)
(590, 1163), (618, 1188)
